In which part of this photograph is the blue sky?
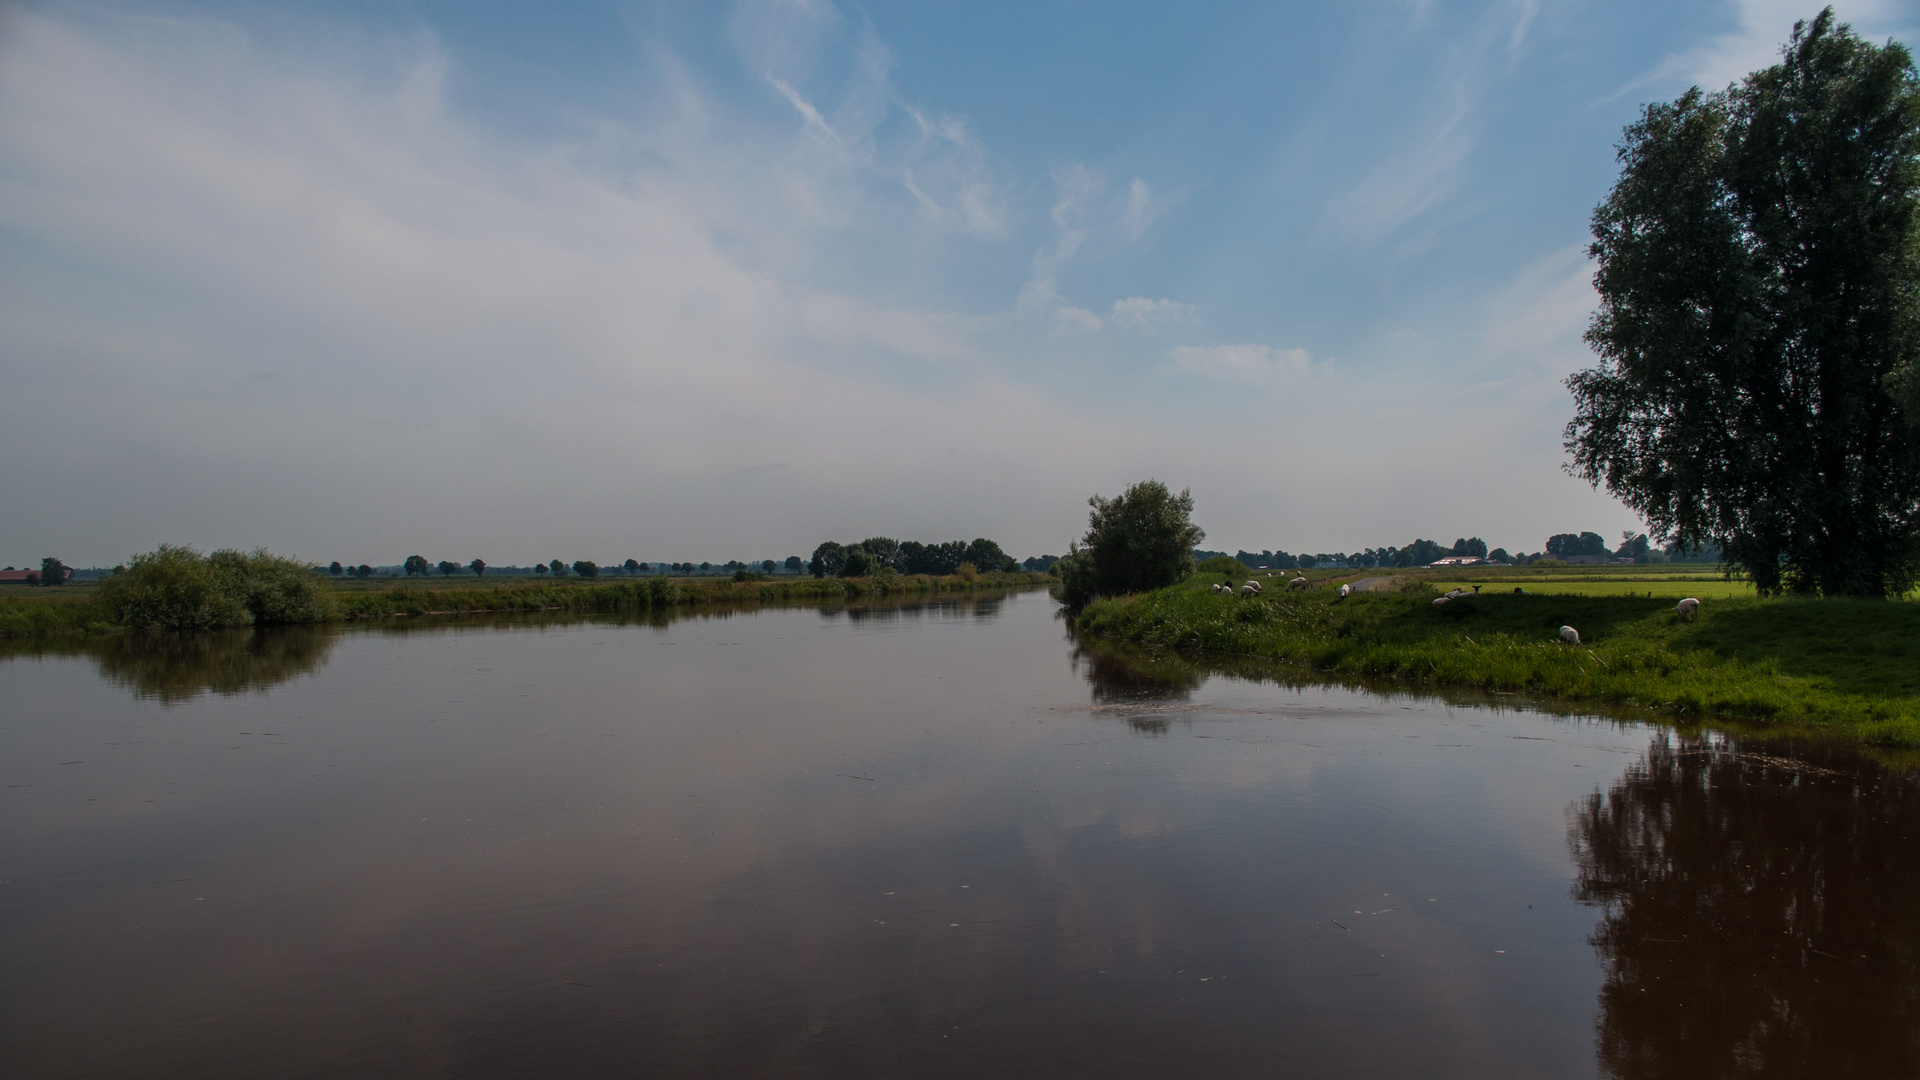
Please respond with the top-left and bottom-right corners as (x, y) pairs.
(2, 0), (1915, 566)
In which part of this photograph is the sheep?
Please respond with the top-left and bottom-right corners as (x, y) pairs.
(1676, 597), (1700, 620)
(1240, 583), (1258, 597)
(1338, 583), (1351, 598)
(1433, 596), (1451, 606)
(1288, 576), (1309, 592)
(1211, 583), (1223, 594)
(1244, 579), (1263, 594)
(1559, 625), (1580, 645)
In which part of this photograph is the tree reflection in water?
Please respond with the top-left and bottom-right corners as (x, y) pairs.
(1568, 734), (1920, 1078)
(89, 625), (338, 704)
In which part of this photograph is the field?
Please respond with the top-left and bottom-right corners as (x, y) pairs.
(1074, 569), (1920, 746)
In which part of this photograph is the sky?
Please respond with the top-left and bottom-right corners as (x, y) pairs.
(2, 0), (1916, 568)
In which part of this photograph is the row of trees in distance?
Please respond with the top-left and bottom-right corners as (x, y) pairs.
(1203, 532), (1719, 570)
(808, 537), (1020, 578)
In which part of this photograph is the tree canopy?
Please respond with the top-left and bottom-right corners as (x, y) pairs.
(1057, 479), (1204, 606)
(1566, 10), (1920, 596)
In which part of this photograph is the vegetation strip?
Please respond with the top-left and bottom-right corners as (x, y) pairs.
(0, 562), (1051, 639)
(1073, 573), (1920, 747)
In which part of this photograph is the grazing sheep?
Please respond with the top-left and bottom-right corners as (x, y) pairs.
(1288, 576), (1309, 592)
(1676, 597), (1700, 620)
(1433, 596), (1451, 606)
(1338, 583), (1351, 598)
(1240, 583), (1258, 597)
(1245, 579), (1263, 594)
(1559, 625), (1580, 645)
(1211, 583), (1222, 594)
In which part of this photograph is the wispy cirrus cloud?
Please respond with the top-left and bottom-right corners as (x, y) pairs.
(1319, 0), (1542, 246)
(1640, 0), (1916, 95)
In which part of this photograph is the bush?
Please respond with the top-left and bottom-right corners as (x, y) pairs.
(647, 576), (678, 606)
(99, 545), (337, 630)
(1196, 555), (1250, 579)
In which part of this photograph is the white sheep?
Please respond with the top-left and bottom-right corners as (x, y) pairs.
(1676, 597), (1700, 620)
(1288, 576), (1309, 592)
(1338, 583), (1351, 598)
(1245, 579), (1263, 594)
(1433, 596), (1451, 606)
(1240, 583), (1258, 597)
(1211, 583), (1223, 594)
(1559, 625), (1580, 645)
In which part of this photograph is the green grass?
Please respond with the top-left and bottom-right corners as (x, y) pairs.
(0, 572), (1052, 637)
(1074, 572), (1920, 746)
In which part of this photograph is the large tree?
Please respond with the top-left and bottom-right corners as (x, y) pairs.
(1060, 479), (1204, 605)
(1565, 9), (1920, 596)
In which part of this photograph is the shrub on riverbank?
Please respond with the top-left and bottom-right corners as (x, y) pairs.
(97, 546), (337, 630)
(1075, 579), (1920, 745)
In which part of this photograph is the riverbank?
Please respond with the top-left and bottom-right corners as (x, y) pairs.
(0, 571), (1052, 639)
(1072, 574), (1920, 746)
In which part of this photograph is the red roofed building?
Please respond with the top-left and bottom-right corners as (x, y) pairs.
(0, 570), (39, 585)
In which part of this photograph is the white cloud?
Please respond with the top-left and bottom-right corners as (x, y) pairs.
(1169, 343), (1316, 384)
(1110, 296), (1190, 329)
(0, 7), (1125, 562)
(798, 294), (974, 361)
(1053, 306), (1104, 333)
(1628, 1), (1917, 99)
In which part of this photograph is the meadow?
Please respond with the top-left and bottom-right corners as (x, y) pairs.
(1074, 567), (1920, 747)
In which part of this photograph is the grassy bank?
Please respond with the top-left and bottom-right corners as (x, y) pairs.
(1074, 573), (1920, 746)
(0, 571), (1051, 638)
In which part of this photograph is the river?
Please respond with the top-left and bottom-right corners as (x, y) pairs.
(1, 589), (1914, 1078)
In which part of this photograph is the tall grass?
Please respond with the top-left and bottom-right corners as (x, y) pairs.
(0, 559), (1050, 637)
(333, 571), (1048, 619)
(1075, 574), (1920, 746)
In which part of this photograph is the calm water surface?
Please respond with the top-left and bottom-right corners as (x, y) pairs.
(1, 590), (1914, 1078)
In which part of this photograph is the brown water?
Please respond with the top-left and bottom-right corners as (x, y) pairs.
(1, 591), (1914, 1078)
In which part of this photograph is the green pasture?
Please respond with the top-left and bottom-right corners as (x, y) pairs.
(1074, 570), (1920, 746)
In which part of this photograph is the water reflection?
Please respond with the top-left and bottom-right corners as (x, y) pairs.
(0, 590), (1027, 705)
(1568, 735), (1920, 1078)
(0, 626), (341, 704)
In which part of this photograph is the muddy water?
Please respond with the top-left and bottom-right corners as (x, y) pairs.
(1, 591), (1914, 1078)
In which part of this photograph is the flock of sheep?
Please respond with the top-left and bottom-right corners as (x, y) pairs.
(1209, 573), (1704, 646)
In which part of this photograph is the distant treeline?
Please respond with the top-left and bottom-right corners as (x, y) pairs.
(0, 544), (1053, 637)
(1199, 533), (1722, 570)
(808, 537), (1028, 577)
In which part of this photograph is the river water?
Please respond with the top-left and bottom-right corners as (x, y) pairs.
(1, 589), (1914, 1078)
